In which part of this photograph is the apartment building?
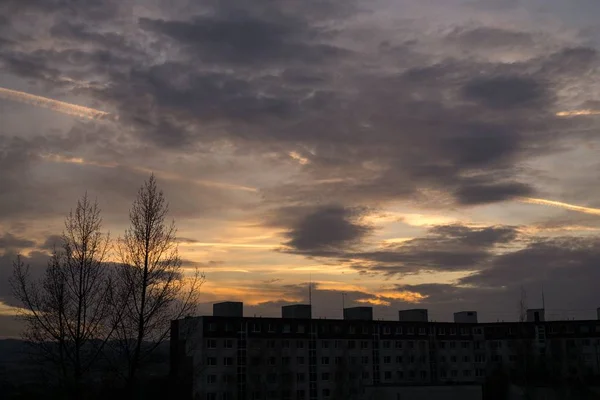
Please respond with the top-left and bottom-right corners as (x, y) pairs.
(170, 303), (600, 400)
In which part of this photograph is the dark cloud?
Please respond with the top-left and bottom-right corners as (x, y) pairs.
(38, 234), (63, 251)
(0, 234), (35, 250)
(462, 75), (549, 110)
(446, 26), (534, 49)
(281, 205), (372, 255)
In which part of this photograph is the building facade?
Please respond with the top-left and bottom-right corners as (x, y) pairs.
(171, 304), (600, 400)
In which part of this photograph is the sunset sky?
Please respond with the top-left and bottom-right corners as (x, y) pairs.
(2, 0), (600, 337)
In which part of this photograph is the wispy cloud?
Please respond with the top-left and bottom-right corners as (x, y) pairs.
(518, 197), (600, 216)
(41, 153), (259, 193)
(556, 110), (600, 117)
(0, 87), (110, 121)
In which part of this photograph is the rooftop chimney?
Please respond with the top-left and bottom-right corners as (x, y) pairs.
(344, 307), (373, 321)
(213, 302), (243, 317)
(526, 308), (545, 323)
(454, 311), (478, 324)
(398, 309), (428, 322)
(282, 304), (312, 319)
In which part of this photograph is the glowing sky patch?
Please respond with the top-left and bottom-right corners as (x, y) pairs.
(556, 110), (600, 117)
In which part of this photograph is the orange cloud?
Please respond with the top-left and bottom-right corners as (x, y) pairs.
(518, 197), (600, 216)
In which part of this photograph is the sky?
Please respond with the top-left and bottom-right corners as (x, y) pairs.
(2, 0), (600, 337)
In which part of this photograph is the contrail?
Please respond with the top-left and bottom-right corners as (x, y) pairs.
(518, 197), (600, 216)
(0, 87), (110, 120)
(556, 110), (600, 118)
(41, 154), (258, 193)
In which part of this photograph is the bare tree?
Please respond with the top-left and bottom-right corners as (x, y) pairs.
(11, 194), (114, 399)
(113, 175), (204, 388)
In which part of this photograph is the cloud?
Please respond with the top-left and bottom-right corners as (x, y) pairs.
(0, 233), (35, 250)
(462, 75), (549, 110)
(280, 205), (373, 255)
(446, 26), (534, 49)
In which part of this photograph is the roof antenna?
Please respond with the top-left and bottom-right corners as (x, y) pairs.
(309, 273), (312, 307)
(542, 285), (545, 310)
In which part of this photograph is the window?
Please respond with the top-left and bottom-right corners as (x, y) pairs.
(335, 356), (342, 365)
(409, 370), (416, 379)
(451, 370), (458, 378)
(297, 341), (304, 349)
(440, 369), (447, 378)
(321, 357), (330, 365)
(268, 324), (275, 333)
(206, 394), (217, 400)
(251, 392), (261, 400)
(418, 327), (426, 335)
(348, 340), (356, 349)
(440, 356), (446, 362)
(207, 339), (217, 349)
(296, 373), (305, 382)
(225, 323), (233, 332)
(475, 355), (486, 363)
(362, 326), (369, 334)
(450, 356), (457, 363)
(462, 342), (469, 349)
(384, 371), (392, 380)
(450, 341), (456, 349)
(450, 328), (456, 336)
(251, 357), (261, 366)
(207, 357), (217, 366)
(282, 357), (291, 365)
(384, 326), (391, 334)
(419, 355), (427, 363)
(397, 371), (404, 379)
(408, 341), (415, 349)
(409, 355), (415, 364)
(463, 356), (470, 362)
(209, 323), (217, 332)
(282, 340), (290, 348)
(267, 340), (276, 349)
(395, 340), (403, 349)
(321, 340), (330, 349)
(396, 355), (403, 363)
(351, 357), (357, 365)
(460, 328), (469, 336)
(224, 357), (234, 366)
(252, 323), (261, 333)
(223, 375), (235, 384)
(396, 326), (403, 334)
(362, 371), (370, 379)
(463, 370), (471, 377)
(298, 324), (305, 333)
(349, 326), (356, 334)
(407, 327), (415, 335)
(438, 327), (446, 336)
(473, 327), (483, 335)
(384, 356), (391, 364)
(283, 324), (291, 333)
(383, 340), (391, 349)
(321, 372), (330, 381)
(439, 342), (446, 349)
(321, 325), (329, 334)
(582, 339), (591, 346)
(297, 357), (305, 365)
(267, 374), (277, 384)
(362, 356), (369, 364)
(207, 375), (217, 384)
(296, 390), (305, 400)
(361, 341), (369, 349)
(322, 389), (330, 398)
(492, 355), (502, 362)
(268, 357), (276, 366)
(420, 371), (427, 379)
(476, 369), (485, 377)
(225, 339), (233, 349)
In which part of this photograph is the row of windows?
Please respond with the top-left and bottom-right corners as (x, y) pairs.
(207, 322), (475, 336)
(206, 389), (328, 400)
(208, 354), (485, 367)
(207, 338), (459, 350)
